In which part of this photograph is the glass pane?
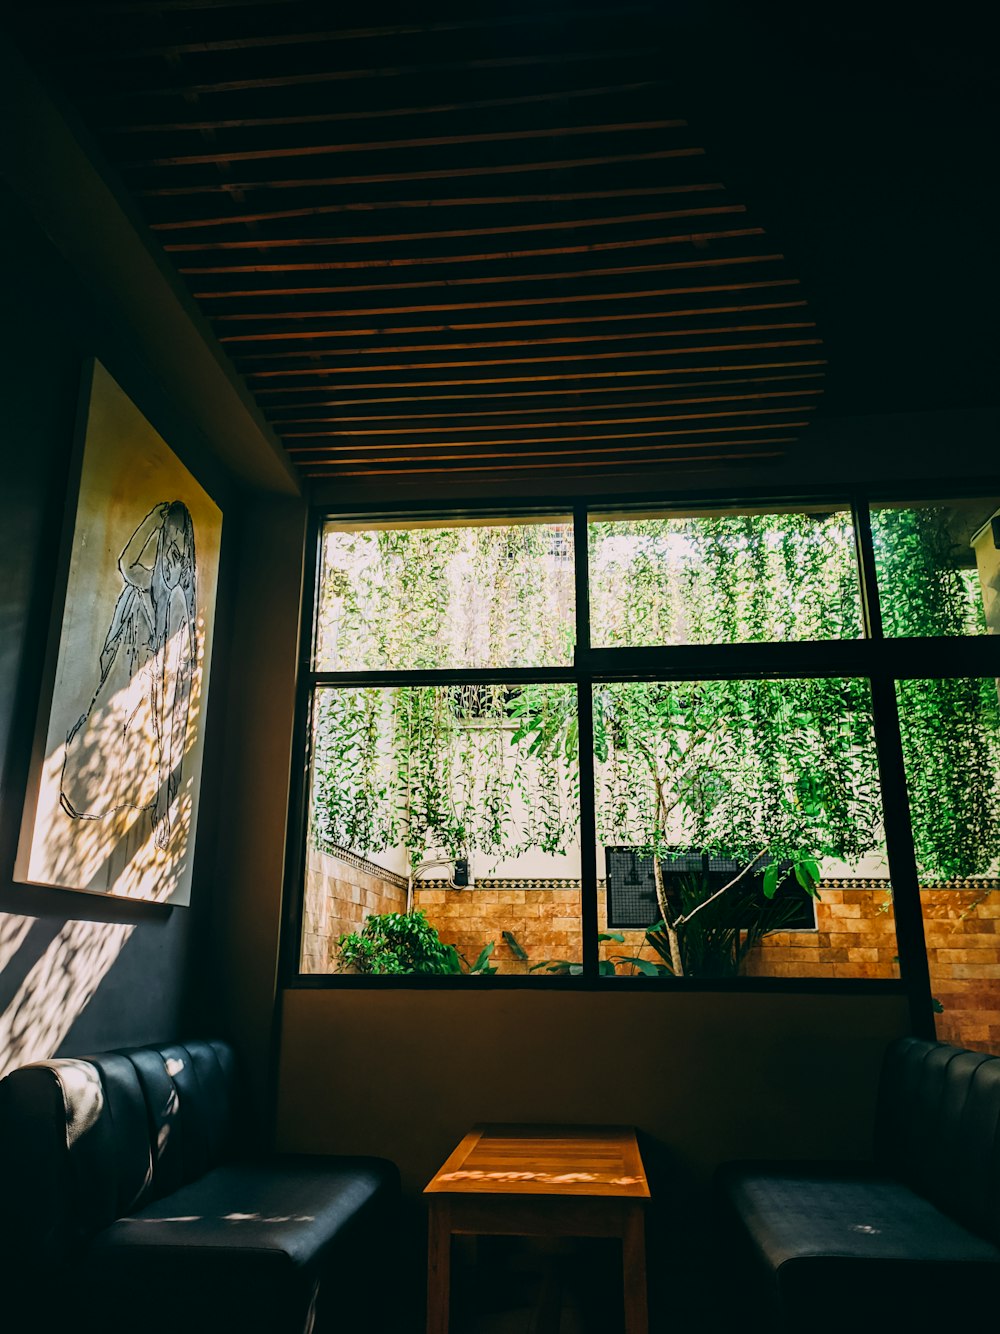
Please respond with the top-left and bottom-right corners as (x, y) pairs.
(315, 517), (575, 670)
(301, 685), (580, 976)
(870, 498), (999, 637)
(588, 678), (897, 980)
(897, 678), (1000, 1054)
(588, 505), (862, 646)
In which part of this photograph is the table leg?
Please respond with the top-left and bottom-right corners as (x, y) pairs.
(622, 1203), (648, 1334)
(426, 1199), (452, 1334)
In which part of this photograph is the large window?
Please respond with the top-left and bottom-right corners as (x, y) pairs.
(315, 518), (575, 670)
(289, 494), (1000, 1051)
(589, 505), (862, 646)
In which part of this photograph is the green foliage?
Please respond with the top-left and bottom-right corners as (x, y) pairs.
(529, 933), (645, 977)
(336, 909), (496, 975)
(644, 874), (805, 977)
(896, 676), (1000, 879)
(312, 683), (578, 864)
(589, 510), (863, 646)
(870, 505), (1000, 880)
(317, 522), (575, 671)
(502, 930), (529, 961)
(312, 508), (999, 922)
(870, 506), (987, 638)
(515, 676), (881, 873)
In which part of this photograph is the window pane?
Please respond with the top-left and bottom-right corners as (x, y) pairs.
(315, 518), (575, 670)
(870, 499), (999, 637)
(588, 678), (898, 980)
(897, 677), (1000, 1054)
(301, 685), (580, 976)
(588, 505), (862, 646)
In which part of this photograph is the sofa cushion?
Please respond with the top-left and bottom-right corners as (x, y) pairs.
(0, 1038), (245, 1268)
(719, 1164), (1000, 1331)
(123, 1039), (239, 1200)
(874, 1035), (1000, 1245)
(78, 1155), (399, 1334)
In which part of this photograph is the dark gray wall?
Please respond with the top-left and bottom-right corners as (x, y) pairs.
(0, 190), (237, 1069)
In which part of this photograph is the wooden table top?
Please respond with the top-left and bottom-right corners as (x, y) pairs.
(424, 1124), (650, 1199)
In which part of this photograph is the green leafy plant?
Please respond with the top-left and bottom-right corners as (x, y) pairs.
(530, 932), (654, 977)
(530, 871), (814, 979)
(644, 871), (810, 977)
(514, 676), (867, 975)
(336, 909), (496, 976)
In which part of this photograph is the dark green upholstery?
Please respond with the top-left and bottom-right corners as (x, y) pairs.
(717, 1037), (1000, 1333)
(0, 1039), (399, 1333)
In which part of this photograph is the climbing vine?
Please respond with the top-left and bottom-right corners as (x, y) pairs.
(316, 520), (575, 671)
(871, 505), (999, 879)
(310, 683), (577, 866)
(588, 509), (863, 646)
(310, 507), (999, 889)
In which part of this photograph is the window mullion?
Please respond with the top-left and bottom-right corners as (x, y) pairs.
(869, 674), (935, 1037)
(574, 505), (599, 980)
(851, 492), (884, 640)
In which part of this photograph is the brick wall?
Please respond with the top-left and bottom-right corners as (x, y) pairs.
(301, 847), (406, 974)
(414, 883), (1000, 1053)
(414, 886), (578, 973)
(745, 887), (899, 980)
(749, 887), (1000, 1054)
(916, 890), (1000, 1054)
(412, 885), (654, 974)
(303, 868), (1000, 1054)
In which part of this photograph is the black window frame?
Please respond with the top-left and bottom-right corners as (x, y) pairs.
(281, 481), (1000, 1037)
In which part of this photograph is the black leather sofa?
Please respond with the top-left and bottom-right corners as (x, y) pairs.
(0, 1038), (400, 1334)
(717, 1036), (1000, 1333)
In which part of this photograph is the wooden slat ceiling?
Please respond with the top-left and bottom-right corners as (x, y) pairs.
(14, 2), (825, 487)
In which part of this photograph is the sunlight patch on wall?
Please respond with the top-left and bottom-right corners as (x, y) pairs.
(0, 918), (136, 1078)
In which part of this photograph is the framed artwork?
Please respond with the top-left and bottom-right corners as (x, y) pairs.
(16, 360), (222, 906)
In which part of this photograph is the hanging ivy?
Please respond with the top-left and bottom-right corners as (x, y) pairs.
(589, 510), (863, 646)
(317, 521), (575, 670)
(311, 509), (999, 885)
(871, 506), (999, 879)
(310, 683), (578, 866)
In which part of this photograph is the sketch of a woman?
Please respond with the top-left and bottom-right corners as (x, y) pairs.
(60, 502), (197, 852)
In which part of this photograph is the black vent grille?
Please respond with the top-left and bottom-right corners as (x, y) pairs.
(604, 846), (817, 931)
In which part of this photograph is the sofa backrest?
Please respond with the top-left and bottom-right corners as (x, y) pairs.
(0, 1038), (239, 1270)
(875, 1035), (1000, 1246)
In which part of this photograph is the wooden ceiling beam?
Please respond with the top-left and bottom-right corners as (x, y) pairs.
(138, 147), (705, 197)
(215, 279), (800, 328)
(197, 253), (783, 300)
(232, 322), (816, 362)
(298, 445), (790, 476)
(252, 369), (828, 404)
(156, 187), (731, 237)
(283, 421), (811, 447)
(247, 358), (828, 393)
(268, 388), (824, 423)
(90, 48), (650, 101)
(104, 81), (662, 134)
(135, 120), (686, 168)
(274, 405), (815, 438)
(178, 227), (763, 275)
(302, 456), (783, 477)
(243, 339), (822, 379)
(216, 300), (806, 345)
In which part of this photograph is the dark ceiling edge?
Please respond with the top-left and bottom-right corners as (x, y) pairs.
(0, 34), (301, 498)
(308, 406), (1000, 507)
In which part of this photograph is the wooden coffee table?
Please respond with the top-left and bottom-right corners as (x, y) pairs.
(424, 1124), (650, 1334)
